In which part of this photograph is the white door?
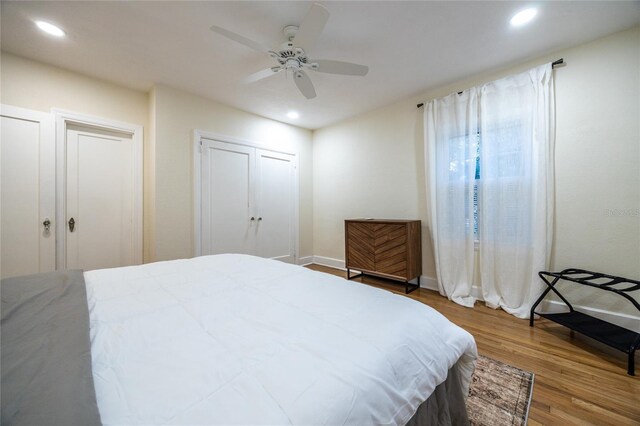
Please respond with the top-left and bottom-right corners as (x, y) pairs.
(255, 149), (295, 263)
(198, 138), (296, 263)
(1, 106), (55, 279)
(201, 140), (255, 256)
(64, 124), (137, 271)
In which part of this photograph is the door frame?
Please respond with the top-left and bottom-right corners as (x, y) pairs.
(192, 130), (299, 261)
(54, 109), (143, 269)
(1, 104), (56, 275)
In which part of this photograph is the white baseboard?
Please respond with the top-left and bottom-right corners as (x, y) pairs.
(308, 256), (639, 332)
(312, 256), (346, 270)
(310, 264), (469, 299)
(309, 262), (440, 290)
(297, 256), (314, 266)
(539, 300), (640, 332)
(424, 278), (639, 331)
(422, 277), (639, 332)
(419, 275), (439, 291)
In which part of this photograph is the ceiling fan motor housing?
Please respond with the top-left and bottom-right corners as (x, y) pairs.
(275, 44), (308, 69)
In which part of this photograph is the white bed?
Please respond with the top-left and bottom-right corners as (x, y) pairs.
(84, 254), (477, 425)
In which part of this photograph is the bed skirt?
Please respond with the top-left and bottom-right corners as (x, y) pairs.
(406, 363), (469, 425)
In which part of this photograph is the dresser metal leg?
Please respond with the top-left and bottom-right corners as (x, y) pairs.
(405, 277), (420, 294)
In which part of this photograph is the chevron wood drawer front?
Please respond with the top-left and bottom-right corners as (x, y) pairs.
(345, 219), (421, 293)
(346, 221), (375, 271)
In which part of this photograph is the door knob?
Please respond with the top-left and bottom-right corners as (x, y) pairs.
(43, 218), (51, 232)
(68, 217), (75, 232)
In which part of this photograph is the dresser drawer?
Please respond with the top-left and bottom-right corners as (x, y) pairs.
(345, 219), (421, 293)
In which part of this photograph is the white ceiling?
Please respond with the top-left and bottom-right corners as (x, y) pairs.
(2, 1), (639, 129)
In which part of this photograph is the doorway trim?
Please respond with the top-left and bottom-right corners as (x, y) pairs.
(54, 109), (143, 269)
(192, 129), (299, 260)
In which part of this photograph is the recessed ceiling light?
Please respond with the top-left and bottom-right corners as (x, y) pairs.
(510, 8), (538, 27)
(287, 111), (300, 120)
(35, 21), (65, 37)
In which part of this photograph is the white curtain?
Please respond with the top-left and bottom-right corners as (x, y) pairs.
(425, 89), (479, 307)
(479, 63), (555, 318)
(424, 63), (555, 317)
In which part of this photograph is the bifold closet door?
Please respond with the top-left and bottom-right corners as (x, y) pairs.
(255, 149), (295, 263)
(201, 140), (255, 256)
(1, 106), (55, 279)
(64, 124), (137, 271)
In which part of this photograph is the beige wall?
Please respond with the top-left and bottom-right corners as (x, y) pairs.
(152, 85), (313, 262)
(312, 27), (640, 320)
(0, 53), (314, 265)
(0, 53), (148, 125)
(0, 52), (156, 262)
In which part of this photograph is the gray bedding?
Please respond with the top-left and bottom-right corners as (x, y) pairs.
(1, 270), (101, 426)
(1, 269), (467, 426)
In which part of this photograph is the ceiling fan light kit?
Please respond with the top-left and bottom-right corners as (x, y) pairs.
(210, 3), (369, 100)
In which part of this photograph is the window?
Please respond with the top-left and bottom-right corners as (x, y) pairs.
(447, 132), (480, 238)
(474, 136), (480, 237)
(452, 123), (523, 240)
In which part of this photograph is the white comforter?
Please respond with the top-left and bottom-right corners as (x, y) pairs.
(85, 254), (477, 425)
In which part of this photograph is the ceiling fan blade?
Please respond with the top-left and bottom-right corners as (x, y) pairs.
(294, 70), (316, 99)
(243, 68), (281, 84)
(311, 60), (369, 76)
(293, 3), (329, 53)
(210, 25), (272, 53)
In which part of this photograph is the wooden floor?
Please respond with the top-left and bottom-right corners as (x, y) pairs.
(306, 264), (640, 425)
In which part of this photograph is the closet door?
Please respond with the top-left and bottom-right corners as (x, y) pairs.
(201, 140), (255, 256)
(255, 150), (296, 263)
(1, 106), (55, 279)
(64, 124), (137, 271)
(198, 137), (297, 263)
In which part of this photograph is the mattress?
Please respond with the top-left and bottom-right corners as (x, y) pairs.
(85, 254), (477, 425)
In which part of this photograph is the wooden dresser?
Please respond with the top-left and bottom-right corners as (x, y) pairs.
(344, 219), (422, 293)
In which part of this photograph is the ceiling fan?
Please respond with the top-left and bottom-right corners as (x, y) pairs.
(210, 3), (369, 99)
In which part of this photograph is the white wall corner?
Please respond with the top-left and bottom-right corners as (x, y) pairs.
(297, 256), (314, 266)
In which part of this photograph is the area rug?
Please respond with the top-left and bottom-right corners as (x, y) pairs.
(467, 355), (534, 426)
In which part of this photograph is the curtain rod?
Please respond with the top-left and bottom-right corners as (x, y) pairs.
(416, 58), (564, 108)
